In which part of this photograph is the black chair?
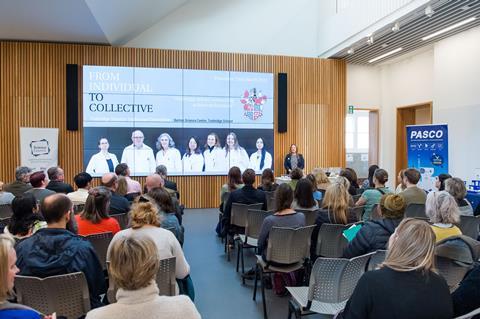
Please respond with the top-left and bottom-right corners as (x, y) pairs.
(458, 215), (480, 240)
(405, 203), (427, 218)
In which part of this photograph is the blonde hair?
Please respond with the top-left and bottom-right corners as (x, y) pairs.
(130, 201), (161, 229)
(379, 194), (405, 219)
(0, 234), (15, 301)
(425, 191), (460, 224)
(382, 218), (436, 273)
(322, 181), (349, 224)
(109, 234), (159, 290)
(117, 176), (128, 196)
(311, 168), (330, 186)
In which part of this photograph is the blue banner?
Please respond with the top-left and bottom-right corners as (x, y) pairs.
(406, 124), (448, 191)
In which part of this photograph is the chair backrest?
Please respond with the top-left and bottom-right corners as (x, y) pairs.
(459, 215), (480, 240)
(231, 202), (263, 228)
(453, 306), (480, 319)
(296, 209), (318, 226)
(85, 232), (113, 270)
(265, 191), (276, 211)
(221, 191), (230, 212)
(436, 256), (470, 292)
(266, 225), (315, 265)
(316, 223), (350, 258)
(349, 206), (365, 222)
(0, 204), (13, 218)
(307, 253), (374, 304)
(245, 209), (274, 240)
(405, 203), (427, 218)
(15, 272), (90, 319)
(111, 213), (129, 229)
(367, 250), (387, 271)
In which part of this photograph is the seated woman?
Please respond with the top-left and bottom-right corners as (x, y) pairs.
(86, 235), (200, 319)
(146, 188), (184, 245)
(445, 177), (473, 216)
(395, 169), (406, 194)
(288, 168), (303, 191)
(257, 183), (305, 261)
(311, 180), (354, 257)
(220, 166), (244, 205)
(0, 234), (46, 318)
(108, 201), (190, 281)
(4, 194), (46, 242)
(75, 186), (121, 236)
(340, 168), (359, 196)
(257, 168), (278, 192)
(436, 173), (452, 191)
(361, 164), (379, 189)
(425, 190), (461, 242)
(311, 167), (330, 195)
(452, 264), (480, 318)
(341, 218), (453, 319)
(305, 174), (322, 201)
(343, 194), (405, 258)
(291, 178), (318, 210)
(356, 168), (392, 221)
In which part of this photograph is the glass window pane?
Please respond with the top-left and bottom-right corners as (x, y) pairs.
(357, 133), (369, 149)
(357, 116), (369, 133)
(346, 133), (354, 149)
(346, 116), (354, 133)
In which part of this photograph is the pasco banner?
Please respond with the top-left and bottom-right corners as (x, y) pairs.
(20, 127), (59, 173)
(406, 124), (448, 191)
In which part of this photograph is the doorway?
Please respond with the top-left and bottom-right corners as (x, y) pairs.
(395, 102), (432, 178)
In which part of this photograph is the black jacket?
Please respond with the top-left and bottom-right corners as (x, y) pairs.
(109, 191), (130, 215)
(15, 228), (106, 308)
(283, 154), (305, 173)
(223, 185), (267, 225)
(452, 265), (480, 318)
(164, 179), (179, 199)
(343, 218), (402, 259)
(46, 181), (74, 194)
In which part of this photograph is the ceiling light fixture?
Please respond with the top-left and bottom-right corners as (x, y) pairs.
(368, 48), (403, 63)
(425, 5), (435, 18)
(347, 48), (355, 55)
(367, 35), (374, 45)
(422, 16), (476, 40)
(392, 22), (400, 32)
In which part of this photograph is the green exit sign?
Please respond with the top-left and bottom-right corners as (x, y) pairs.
(348, 105), (354, 114)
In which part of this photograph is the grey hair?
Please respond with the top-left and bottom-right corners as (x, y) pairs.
(155, 165), (167, 176)
(426, 191), (460, 224)
(156, 133), (175, 150)
(334, 176), (351, 190)
(444, 177), (467, 201)
(15, 166), (32, 181)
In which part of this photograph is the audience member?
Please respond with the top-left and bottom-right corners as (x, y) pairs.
(341, 218), (453, 319)
(101, 173), (130, 216)
(340, 168), (359, 196)
(16, 194), (106, 308)
(311, 167), (330, 195)
(305, 173), (322, 201)
(75, 186), (121, 236)
(107, 201), (190, 282)
(0, 181), (14, 205)
(356, 168), (392, 221)
(0, 234), (44, 319)
(145, 174), (163, 193)
(4, 194), (46, 241)
(220, 166), (244, 203)
(361, 164), (379, 189)
(292, 178), (318, 210)
(86, 235), (200, 319)
(156, 164), (179, 199)
(67, 172), (92, 205)
(116, 176), (129, 197)
(145, 174), (183, 224)
(115, 163), (142, 195)
(3, 166), (32, 197)
(24, 171), (55, 204)
(436, 173), (452, 191)
(46, 166), (74, 194)
(334, 176), (355, 206)
(257, 168), (278, 192)
(223, 169), (267, 235)
(257, 183), (305, 261)
(395, 169), (406, 194)
(425, 191), (461, 242)
(343, 194), (405, 258)
(445, 177), (473, 216)
(288, 167), (303, 191)
(451, 264), (480, 318)
(146, 188), (184, 245)
(400, 168), (427, 206)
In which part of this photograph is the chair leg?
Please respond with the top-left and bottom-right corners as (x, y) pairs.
(288, 300), (301, 319)
(253, 264), (259, 301)
(241, 244), (245, 274)
(261, 272), (267, 319)
(236, 241), (241, 272)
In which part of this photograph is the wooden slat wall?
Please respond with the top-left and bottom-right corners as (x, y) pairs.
(0, 42), (346, 208)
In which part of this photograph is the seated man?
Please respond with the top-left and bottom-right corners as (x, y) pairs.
(101, 173), (130, 216)
(156, 165), (179, 199)
(400, 168), (427, 206)
(3, 166), (32, 197)
(223, 169), (267, 235)
(67, 172), (92, 205)
(46, 166), (74, 194)
(15, 194), (106, 308)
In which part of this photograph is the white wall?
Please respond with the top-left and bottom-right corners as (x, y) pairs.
(348, 25), (480, 185)
(125, 0), (320, 57)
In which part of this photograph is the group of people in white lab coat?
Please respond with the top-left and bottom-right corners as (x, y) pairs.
(85, 130), (272, 176)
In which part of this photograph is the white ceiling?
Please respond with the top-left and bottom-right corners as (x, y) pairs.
(0, 0), (188, 45)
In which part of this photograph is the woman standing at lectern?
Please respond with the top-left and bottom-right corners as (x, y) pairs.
(86, 137), (119, 176)
(284, 144), (304, 174)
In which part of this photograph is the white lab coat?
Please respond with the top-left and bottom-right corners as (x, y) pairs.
(182, 153), (204, 173)
(203, 147), (227, 172)
(224, 147), (249, 172)
(120, 144), (156, 176)
(249, 151), (273, 172)
(156, 148), (182, 174)
(86, 152), (119, 176)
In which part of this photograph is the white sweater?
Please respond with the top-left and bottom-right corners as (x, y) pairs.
(86, 282), (201, 319)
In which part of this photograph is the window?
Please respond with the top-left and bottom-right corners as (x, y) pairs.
(346, 110), (370, 178)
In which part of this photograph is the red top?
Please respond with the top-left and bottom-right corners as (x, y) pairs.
(75, 215), (121, 236)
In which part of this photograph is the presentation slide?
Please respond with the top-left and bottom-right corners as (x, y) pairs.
(83, 66), (274, 176)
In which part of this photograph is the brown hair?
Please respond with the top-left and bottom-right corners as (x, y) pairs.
(242, 169), (256, 186)
(0, 234), (15, 301)
(379, 194), (405, 219)
(374, 168), (388, 185)
(294, 179), (316, 208)
(227, 166), (242, 192)
(130, 201), (161, 228)
(311, 168), (330, 186)
(261, 168), (275, 190)
(404, 168), (421, 185)
(275, 183), (294, 211)
(80, 186), (112, 224)
(41, 194), (72, 224)
(116, 176), (128, 196)
(109, 234), (159, 290)
(147, 188), (174, 213)
(444, 177), (467, 201)
(322, 182), (349, 224)
(382, 218), (436, 273)
(290, 168), (303, 180)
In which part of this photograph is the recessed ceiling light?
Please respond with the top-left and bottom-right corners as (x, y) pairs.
(367, 35), (374, 45)
(392, 22), (400, 32)
(368, 48), (403, 63)
(381, 43), (389, 48)
(422, 17), (476, 40)
(347, 48), (355, 55)
(425, 5), (435, 18)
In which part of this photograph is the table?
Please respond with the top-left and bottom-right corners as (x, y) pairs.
(466, 191), (480, 214)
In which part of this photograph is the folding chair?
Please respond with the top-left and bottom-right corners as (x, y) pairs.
(349, 205), (365, 222)
(84, 232), (113, 270)
(265, 191), (276, 211)
(316, 223), (350, 258)
(287, 252), (374, 318)
(405, 203), (427, 218)
(111, 213), (129, 229)
(459, 215), (480, 240)
(0, 204), (13, 218)
(296, 209), (318, 226)
(366, 249), (387, 271)
(15, 272), (90, 319)
(253, 225), (315, 319)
